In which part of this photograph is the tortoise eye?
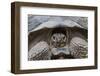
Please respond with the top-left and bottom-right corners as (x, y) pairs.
(63, 37), (65, 39)
(53, 36), (55, 40)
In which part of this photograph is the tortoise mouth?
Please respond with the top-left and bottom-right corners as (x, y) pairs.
(51, 42), (67, 48)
